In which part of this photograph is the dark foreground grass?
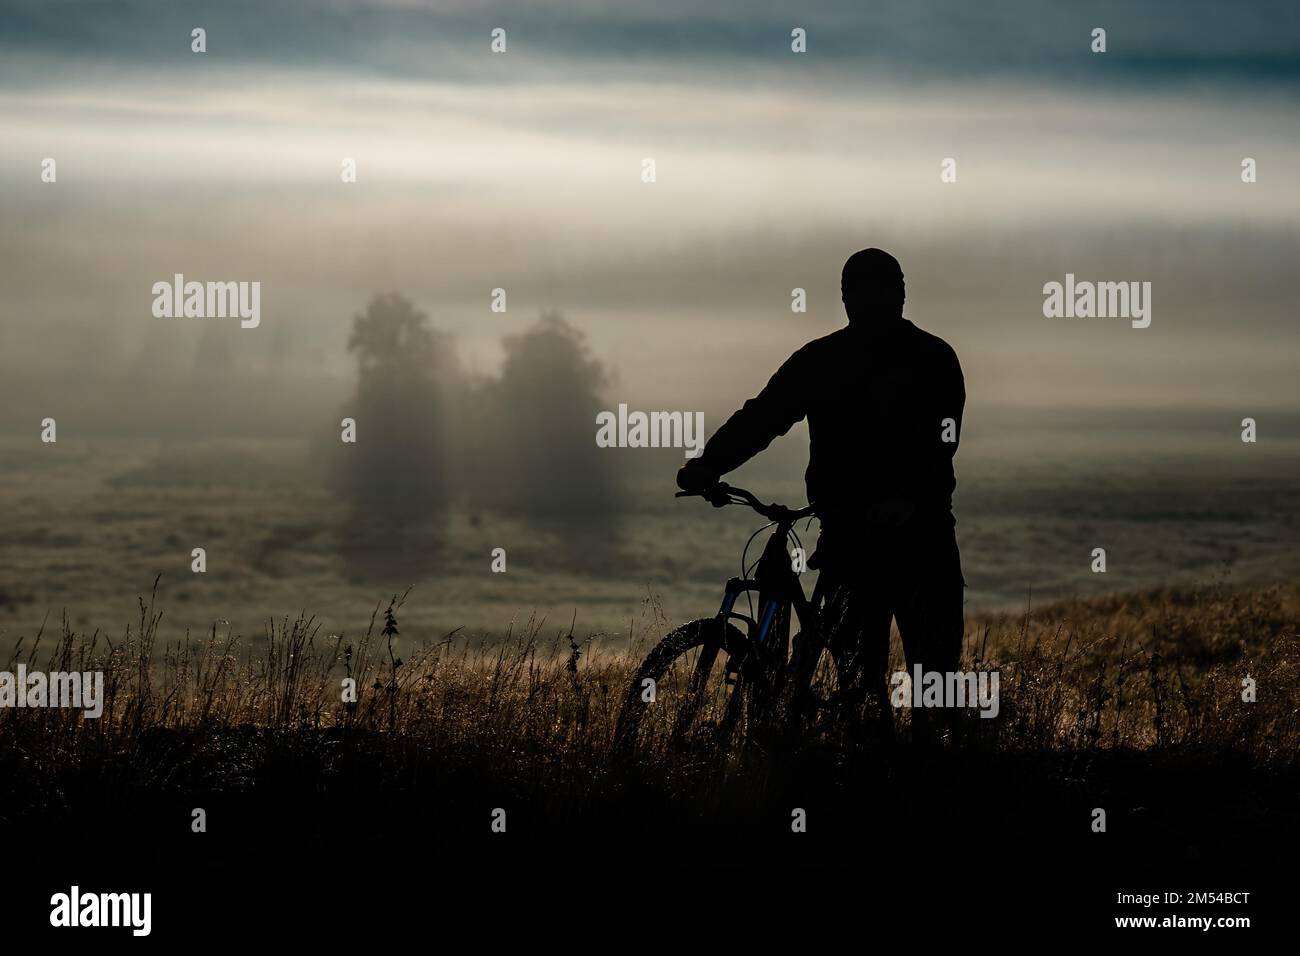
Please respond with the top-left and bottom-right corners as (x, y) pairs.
(2, 580), (1296, 920)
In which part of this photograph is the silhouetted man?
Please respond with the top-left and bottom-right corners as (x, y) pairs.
(677, 248), (965, 739)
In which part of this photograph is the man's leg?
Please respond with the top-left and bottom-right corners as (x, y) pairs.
(821, 573), (893, 739)
(892, 523), (965, 744)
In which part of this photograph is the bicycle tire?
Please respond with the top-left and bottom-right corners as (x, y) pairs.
(613, 617), (750, 754)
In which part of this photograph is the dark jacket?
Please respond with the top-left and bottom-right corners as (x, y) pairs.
(694, 319), (964, 530)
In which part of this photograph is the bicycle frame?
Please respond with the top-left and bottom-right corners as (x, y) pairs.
(715, 512), (825, 676)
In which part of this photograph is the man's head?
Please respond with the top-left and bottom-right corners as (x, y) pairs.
(841, 248), (905, 323)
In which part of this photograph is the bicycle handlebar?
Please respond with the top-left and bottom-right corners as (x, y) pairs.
(676, 482), (815, 523)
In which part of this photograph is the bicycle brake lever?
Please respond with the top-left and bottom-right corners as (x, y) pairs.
(675, 489), (724, 506)
(675, 486), (730, 507)
(703, 486), (731, 508)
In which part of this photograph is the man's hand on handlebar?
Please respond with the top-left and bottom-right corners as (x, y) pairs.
(675, 462), (729, 507)
(676, 472), (815, 522)
(675, 461), (715, 493)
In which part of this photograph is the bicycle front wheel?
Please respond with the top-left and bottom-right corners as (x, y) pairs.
(613, 617), (750, 756)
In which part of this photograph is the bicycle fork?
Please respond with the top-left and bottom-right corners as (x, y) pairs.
(716, 576), (789, 690)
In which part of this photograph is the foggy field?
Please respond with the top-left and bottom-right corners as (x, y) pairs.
(1, 430), (1297, 660)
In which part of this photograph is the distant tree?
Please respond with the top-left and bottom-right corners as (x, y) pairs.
(483, 311), (620, 517)
(349, 293), (441, 381)
(342, 294), (455, 522)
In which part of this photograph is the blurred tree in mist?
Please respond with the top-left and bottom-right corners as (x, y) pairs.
(472, 311), (620, 519)
(340, 293), (456, 523)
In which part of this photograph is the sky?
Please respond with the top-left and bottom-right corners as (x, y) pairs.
(2, 0), (1298, 432)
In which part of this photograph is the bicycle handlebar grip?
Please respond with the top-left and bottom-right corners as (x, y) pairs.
(675, 481), (737, 508)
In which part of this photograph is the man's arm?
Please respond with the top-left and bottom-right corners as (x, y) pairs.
(678, 346), (811, 491)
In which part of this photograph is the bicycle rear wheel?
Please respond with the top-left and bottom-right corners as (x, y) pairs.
(613, 617), (750, 756)
(782, 629), (854, 735)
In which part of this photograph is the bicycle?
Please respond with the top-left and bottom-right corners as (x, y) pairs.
(613, 482), (851, 754)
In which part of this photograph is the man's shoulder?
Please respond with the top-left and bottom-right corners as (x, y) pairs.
(794, 326), (856, 357)
(902, 319), (961, 365)
(788, 321), (960, 367)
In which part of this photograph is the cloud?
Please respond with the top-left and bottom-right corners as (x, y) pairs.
(2, 0), (1298, 90)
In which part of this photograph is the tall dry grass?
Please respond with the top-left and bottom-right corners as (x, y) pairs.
(3, 579), (1295, 771)
(2, 577), (1295, 878)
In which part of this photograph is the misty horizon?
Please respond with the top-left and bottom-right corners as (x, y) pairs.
(2, 0), (1297, 645)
